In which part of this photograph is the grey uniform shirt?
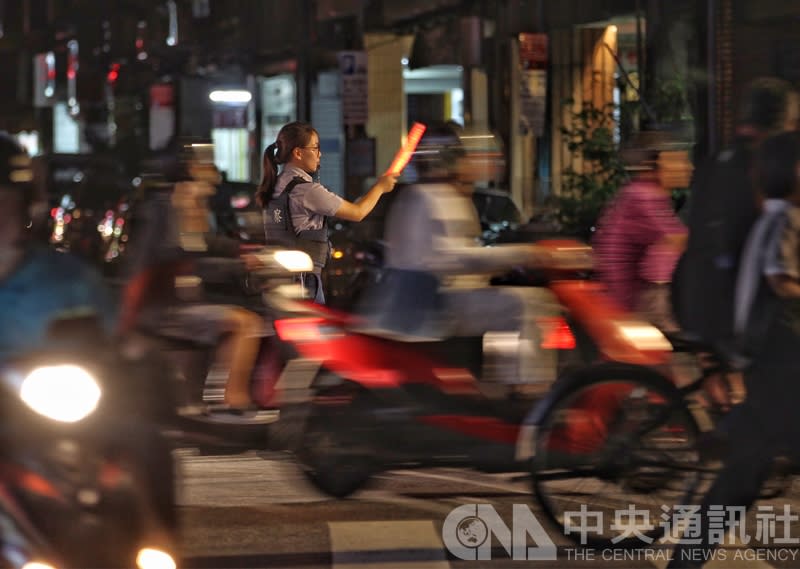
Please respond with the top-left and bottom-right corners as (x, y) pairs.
(274, 165), (343, 233)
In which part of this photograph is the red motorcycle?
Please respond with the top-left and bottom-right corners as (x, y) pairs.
(260, 240), (673, 497)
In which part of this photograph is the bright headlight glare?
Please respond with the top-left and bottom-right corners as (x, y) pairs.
(136, 548), (177, 569)
(22, 563), (58, 569)
(273, 250), (314, 272)
(21, 365), (101, 423)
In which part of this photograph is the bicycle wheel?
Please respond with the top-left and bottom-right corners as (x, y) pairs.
(532, 363), (703, 548)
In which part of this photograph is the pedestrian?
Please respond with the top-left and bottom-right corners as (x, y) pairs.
(672, 77), (798, 407)
(673, 77), (798, 342)
(668, 132), (800, 568)
(257, 121), (397, 303)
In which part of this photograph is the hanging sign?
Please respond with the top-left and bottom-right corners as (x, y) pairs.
(518, 33), (548, 136)
(338, 51), (368, 126)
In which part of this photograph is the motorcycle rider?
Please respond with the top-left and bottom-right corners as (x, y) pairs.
(358, 122), (560, 386)
(120, 144), (268, 412)
(0, 133), (115, 357)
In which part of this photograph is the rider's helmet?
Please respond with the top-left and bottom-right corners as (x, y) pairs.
(407, 121), (465, 182)
(407, 122), (508, 188)
(456, 126), (506, 187)
(619, 127), (693, 190)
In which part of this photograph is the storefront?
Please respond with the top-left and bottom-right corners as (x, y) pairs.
(209, 86), (254, 182)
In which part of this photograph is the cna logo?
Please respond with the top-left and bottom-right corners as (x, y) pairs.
(442, 504), (557, 561)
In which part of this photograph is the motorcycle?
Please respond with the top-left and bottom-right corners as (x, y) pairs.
(117, 248), (323, 453)
(0, 316), (178, 569)
(262, 240), (673, 497)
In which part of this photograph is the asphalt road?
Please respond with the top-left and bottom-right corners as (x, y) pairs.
(177, 450), (800, 569)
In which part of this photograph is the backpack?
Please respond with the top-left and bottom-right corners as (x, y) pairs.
(262, 176), (329, 267)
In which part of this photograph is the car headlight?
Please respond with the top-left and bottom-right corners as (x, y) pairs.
(20, 365), (101, 423)
(273, 250), (314, 272)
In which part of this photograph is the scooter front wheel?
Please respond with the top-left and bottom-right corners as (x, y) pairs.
(531, 363), (703, 548)
(297, 382), (378, 498)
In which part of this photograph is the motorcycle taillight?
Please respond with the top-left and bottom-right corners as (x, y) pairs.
(537, 316), (576, 350)
(273, 317), (326, 343)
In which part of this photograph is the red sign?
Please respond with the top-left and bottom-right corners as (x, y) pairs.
(519, 33), (548, 70)
(150, 84), (174, 107)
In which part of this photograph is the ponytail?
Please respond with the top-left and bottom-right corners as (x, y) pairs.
(256, 143), (279, 207)
(256, 121), (319, 207)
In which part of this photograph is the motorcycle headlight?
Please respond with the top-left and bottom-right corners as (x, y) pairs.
(273, 250), (313, 273)
(136, 548), (176, 569)
(20, 365), (101, 423)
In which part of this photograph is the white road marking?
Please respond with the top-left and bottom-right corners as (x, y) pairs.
(329, 520), (451, 569)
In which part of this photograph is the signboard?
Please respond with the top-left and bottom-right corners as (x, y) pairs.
(338, 51), (368, 126)
(149, 83), (175, 150)
(518, 33), (548, 137)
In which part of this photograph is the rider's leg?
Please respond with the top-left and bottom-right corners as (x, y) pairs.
(441, 287), (552, 385)
(220, 307), (264, 408)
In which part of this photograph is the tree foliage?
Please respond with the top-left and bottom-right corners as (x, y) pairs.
(552, 102), (627, 240)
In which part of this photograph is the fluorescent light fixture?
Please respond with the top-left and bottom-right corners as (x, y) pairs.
(209, 90), (252, 104)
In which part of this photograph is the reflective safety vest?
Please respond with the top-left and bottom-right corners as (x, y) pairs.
(263, 176), (329, 268)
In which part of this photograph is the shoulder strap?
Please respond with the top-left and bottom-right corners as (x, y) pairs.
(283, 176), (308, 195)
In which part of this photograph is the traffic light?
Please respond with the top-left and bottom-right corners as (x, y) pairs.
(106, 63), (120, 85)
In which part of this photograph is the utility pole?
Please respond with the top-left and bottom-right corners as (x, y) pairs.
(296, 0), (315, 122)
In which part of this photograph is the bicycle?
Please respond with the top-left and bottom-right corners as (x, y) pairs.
(529, 331), (755, 548)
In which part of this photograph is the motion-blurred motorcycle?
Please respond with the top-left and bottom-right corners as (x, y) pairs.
(263, 240), (671, 498)
(0, 317), (178, 569)
(117, 248), (318, 452)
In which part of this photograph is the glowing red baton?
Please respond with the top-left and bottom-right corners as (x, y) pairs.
(384, 122), (427, 176)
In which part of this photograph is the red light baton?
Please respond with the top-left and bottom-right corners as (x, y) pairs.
(384, 122), (427, 176)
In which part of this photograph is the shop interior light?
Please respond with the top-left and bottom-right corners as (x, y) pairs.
(209, 90), (252, 104)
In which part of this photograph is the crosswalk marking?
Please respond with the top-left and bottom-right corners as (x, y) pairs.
(328, 520), (451, 569)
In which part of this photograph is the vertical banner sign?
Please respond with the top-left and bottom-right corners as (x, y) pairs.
(518, 33), (548, 137)
(149, 84), (175, 151)
(338, 51), (368, 126)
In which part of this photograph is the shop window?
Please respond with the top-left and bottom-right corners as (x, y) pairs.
(211, 128), (249, 182)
